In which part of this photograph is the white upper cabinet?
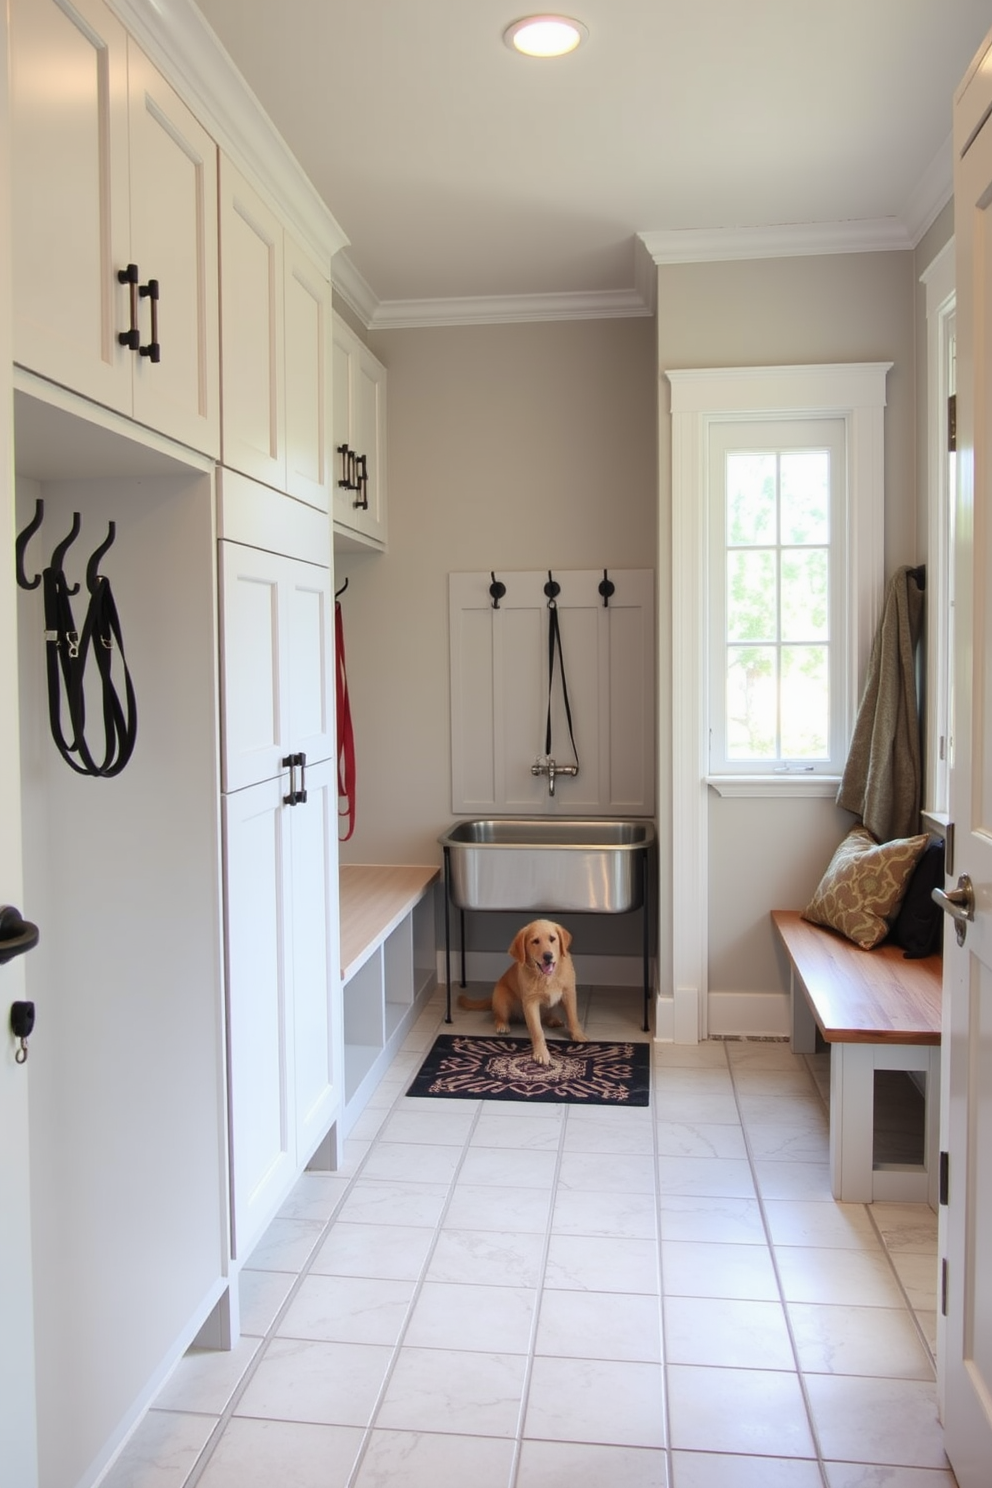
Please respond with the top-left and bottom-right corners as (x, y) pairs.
(220, 157), (333, 512)
(9, 0), (220, 456)
(332, 311), (387, 549)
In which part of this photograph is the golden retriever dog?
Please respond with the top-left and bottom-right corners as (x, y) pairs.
(457, 918), (587, 1066)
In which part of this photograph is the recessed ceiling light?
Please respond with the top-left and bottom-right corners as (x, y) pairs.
(503, 15), (588, 58)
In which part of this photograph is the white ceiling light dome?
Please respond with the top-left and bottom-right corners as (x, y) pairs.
(503, 15), (588, 58)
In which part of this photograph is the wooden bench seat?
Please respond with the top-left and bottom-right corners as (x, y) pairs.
(772, 910), (942, 1204)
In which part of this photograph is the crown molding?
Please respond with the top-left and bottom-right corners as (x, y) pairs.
(331, 252), (381, 328)
(363, 285), (654, 331)
(107, 0), (348, 270)
(639, 217), (916, 266)
(901, 132), (953, 246)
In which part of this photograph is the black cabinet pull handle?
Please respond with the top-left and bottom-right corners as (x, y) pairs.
(337, 443), (354, 490)
(139, 278), (160, 362)
(283, 752), (299, 805)
(282, 753), (307, 805)
(117, 263), (140, 351)
(355, 454), (368, 510)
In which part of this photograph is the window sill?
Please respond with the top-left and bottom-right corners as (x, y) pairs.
(707, 774), (842, 799)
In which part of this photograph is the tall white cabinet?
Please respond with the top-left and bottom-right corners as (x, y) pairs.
(3, 3), (349, 1486)
(218, 477), (342, 1262)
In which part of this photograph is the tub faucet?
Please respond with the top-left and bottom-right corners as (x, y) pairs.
(532, 756), (578, 797)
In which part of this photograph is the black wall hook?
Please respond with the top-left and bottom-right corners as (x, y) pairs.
(50, 512), (82, 595)
(335, 576), (349, 600)
(544, 571), (560, 605)
(86, 522), (116, 594)
(598, 569), (615, 607)
(15, 497), (45, 590)
(489, 572), (506, 609)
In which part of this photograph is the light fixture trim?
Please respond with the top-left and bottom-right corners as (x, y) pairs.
(503, 14), (588, 57)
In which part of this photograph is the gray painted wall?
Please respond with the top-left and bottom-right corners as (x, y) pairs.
(333, 224), (951, 1018)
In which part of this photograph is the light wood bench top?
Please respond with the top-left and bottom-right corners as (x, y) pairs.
(771, 909), (942, 1045)
(339, 864), (439, 983)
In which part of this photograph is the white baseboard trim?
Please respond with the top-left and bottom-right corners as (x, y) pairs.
(707, 991), (791, 1039)
(436, 951), (647, 988)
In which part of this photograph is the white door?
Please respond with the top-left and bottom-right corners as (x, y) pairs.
(940, 44), (992, 1484)
(1, 8), (37, 1461)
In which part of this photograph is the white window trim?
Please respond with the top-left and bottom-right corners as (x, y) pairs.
(664, 362), (890, 1042)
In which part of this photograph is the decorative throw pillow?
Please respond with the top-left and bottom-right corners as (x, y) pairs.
(803, 827), (930, 950)
(889, 838), (945, 959)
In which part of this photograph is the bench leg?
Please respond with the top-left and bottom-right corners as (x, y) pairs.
(829, 1043), (875, 1203)
(790, 968), (818, 1055)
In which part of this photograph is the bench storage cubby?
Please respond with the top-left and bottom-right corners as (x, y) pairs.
(772, 910), (942, 1205)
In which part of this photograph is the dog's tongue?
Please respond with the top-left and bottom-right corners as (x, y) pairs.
(540, 962), (555, 976)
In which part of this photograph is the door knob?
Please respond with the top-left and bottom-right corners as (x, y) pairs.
(933, 873), (975, 946)
(0, 905), (40, 965)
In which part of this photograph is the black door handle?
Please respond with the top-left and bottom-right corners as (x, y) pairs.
(0, 905), (40, 965)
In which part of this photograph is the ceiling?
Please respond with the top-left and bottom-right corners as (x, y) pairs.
(194, 0), (992, 327)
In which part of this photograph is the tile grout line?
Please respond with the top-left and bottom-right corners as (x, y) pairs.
(650, 1043), (675, 1488)
(177, 994), (466, 1487)
(505, 1086), (572, 1488)
(724, 1043), (833, 1488)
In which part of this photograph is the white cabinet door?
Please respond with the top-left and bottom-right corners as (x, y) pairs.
(219, 158), (285, 490)
(220, 159), (333, 511)
(127, 44), (220, 455)
(219, 541), (334, 794)
(223, 757), (341, 1261)
(10, 0), (131, 415)
(286, 756), (342, 1157)
(223, 773), (294, 1261)
(332, 312), (387, 547)
(10, 0), (220, 454)
(285, 233), (332, 512)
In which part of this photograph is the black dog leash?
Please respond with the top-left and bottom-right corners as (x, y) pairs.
(42, 564), (137, 777)
(544, 573), (579, 771)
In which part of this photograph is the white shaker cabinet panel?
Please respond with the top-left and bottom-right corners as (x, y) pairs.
(332, 311), (387, 548)
(219, 541), (334, 794)
(223, 758), (342, 1261)
(286, 757), (342, 1157)
(449, 569), (656, 816)
(126, 45), (220, 455)
(10, 0), (220, 455)
(223, 773), (294, 1260)
(220, 158), (333, 512)
(219, 160), (286, 491)
(11, 0), (132, 415)
(285, 234), (333, 511)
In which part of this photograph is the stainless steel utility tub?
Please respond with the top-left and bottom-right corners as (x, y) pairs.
(439, 818), (655, 913)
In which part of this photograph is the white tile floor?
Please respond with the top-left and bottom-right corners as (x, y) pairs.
(102, 985), (957, 1488)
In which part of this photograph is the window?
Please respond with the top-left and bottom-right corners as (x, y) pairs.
(709, 417), (847, 775)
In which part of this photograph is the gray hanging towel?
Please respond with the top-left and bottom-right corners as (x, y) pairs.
(836, 565), (925, 841)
